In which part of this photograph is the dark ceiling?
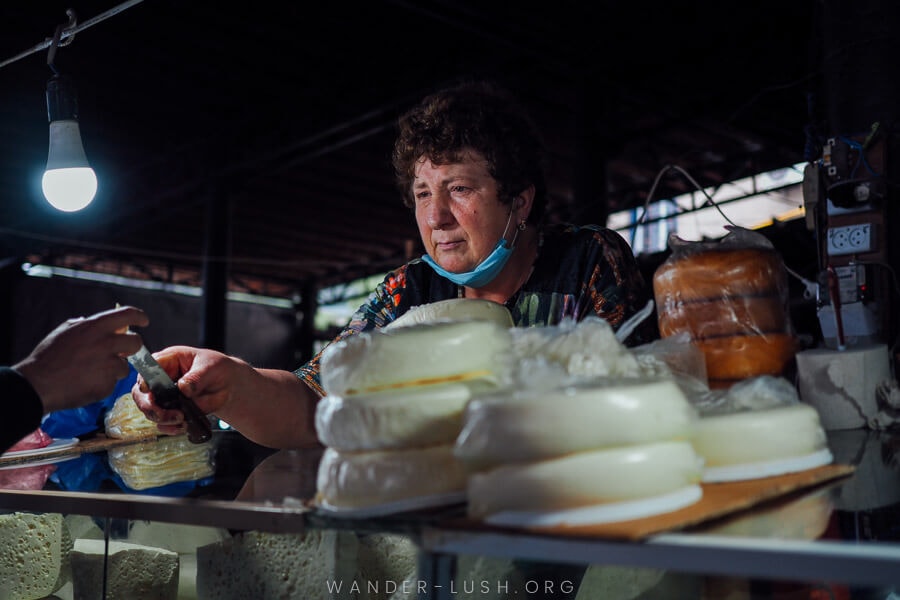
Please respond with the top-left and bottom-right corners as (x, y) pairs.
(0, 1), (819, 297)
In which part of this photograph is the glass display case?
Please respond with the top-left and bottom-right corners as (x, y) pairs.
(1, 427), (898, 600)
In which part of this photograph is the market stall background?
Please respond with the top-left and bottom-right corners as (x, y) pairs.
(0, 0), (897, 362)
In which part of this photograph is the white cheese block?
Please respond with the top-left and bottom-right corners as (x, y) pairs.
(316, 444), (468, 510)
(125, 520), (231, 554)
(320, 320), (514, 397)
(467, 441), (703, 519)
(384, 298), (514, 330)
(70, 539), (179, 600)
(576, 566), (666, 600)
(455, 378), (697, 469)
(0, 512), (71, 600)
(196, 530), (358, 600)
(692, 404), (828, 467)
(355, 533), (420, 600)
(316, 383), (473, 451)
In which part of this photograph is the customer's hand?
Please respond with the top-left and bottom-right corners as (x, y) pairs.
(14, 306), (149, 413)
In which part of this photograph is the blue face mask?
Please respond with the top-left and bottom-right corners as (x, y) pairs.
(421, 211), (520, 288)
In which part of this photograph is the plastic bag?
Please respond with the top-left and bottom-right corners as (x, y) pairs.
(652, 226), (797, 388)
(41, 365), (138, 438)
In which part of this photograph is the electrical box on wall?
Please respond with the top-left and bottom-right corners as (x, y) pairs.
(820, 130), (887, 209)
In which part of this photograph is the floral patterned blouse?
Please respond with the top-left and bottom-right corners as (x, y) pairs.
(295, 223), (656, 396)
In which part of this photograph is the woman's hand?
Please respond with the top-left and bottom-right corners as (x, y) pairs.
(130, 345), (250, 436)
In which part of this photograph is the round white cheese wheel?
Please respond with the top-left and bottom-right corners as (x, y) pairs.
(315, 383), (473, 451)
(692, 404), (828, 467)
(316, 444), (468, 510)
(455, 378), (698, 469)
(384, 298), (513, 330)
(320, 320), (514, 397)
(467, 441), (703, 519)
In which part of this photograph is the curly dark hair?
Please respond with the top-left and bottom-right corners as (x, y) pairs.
(391, 80), (547, 225)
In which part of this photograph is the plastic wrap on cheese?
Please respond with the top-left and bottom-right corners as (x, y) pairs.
(455, 378), (698, 470)
(383, 298), (514, 330)
(315, 382), (473, 451)
(320, 320), (514, 397)
(467, 441), (704, 518)
(105, 392), (160, 440)
(652, 227), (798, 388)
(316, 444), (467, 509)
(509, 317), (642, 391)
(108, 435), (216, 490)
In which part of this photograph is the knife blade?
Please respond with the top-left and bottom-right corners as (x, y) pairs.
(127, 345), (213, 444)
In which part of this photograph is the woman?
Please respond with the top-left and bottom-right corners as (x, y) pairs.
(131, 81), (655, 449)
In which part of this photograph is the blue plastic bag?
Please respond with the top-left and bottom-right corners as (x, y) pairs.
(41, 364), (138, 439)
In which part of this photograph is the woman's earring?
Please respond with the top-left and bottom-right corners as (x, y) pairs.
(518, 220), (527, 231)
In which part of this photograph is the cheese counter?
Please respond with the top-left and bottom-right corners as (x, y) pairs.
(0, 428), (898, 599)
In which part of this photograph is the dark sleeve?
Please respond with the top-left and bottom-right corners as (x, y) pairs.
(0, 367), (45, 454)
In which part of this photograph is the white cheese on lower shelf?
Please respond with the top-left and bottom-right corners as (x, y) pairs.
(70, 539), (179, 600)
(0, 512), (71, 600)
(196, 530), (359, 600)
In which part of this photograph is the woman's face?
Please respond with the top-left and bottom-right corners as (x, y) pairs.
(413, 151), (511, 274)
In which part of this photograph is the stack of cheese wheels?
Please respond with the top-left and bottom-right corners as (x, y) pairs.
(315, 299), (515, 513)
(653, 245), (797, 389)
(457, 377), (705, 525)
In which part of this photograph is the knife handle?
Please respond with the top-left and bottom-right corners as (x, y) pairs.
(179, 393), (213, 444)
(155, 387), (213, 444)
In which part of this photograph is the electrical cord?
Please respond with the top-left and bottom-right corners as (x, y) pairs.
(0, 0), (145, 71)
(631, 164), (739, 247)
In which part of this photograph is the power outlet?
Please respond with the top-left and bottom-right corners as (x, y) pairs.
(827, 223), (873, 256)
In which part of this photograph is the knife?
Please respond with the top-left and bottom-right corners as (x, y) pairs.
(127, 345), (213, 444)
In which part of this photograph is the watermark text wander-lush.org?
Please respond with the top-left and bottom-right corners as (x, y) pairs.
(326, 577), (576, 596)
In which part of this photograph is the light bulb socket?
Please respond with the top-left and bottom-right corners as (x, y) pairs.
(46, 120), (91, 170)
(46, 73), (79, 122)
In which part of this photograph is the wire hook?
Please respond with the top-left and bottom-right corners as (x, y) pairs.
(47, 8), (78, 74)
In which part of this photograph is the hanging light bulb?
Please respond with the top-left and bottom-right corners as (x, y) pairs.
(42, 73), (97, 212)
(41, 8), (96, 213)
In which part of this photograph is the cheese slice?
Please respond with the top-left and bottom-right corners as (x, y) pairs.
(383, 298), (514, 330)
(104, 392), (159, 440)
(455, 378), (698, 470)
(467, 441), (703, 519)
(70, 539), (178, 600)
(692, 404), (828, 467)
(316, 444), (468, 509)
(315, 383), (473, 451)
(107, 435), (216, 490)
(320, 320), (514, 397)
